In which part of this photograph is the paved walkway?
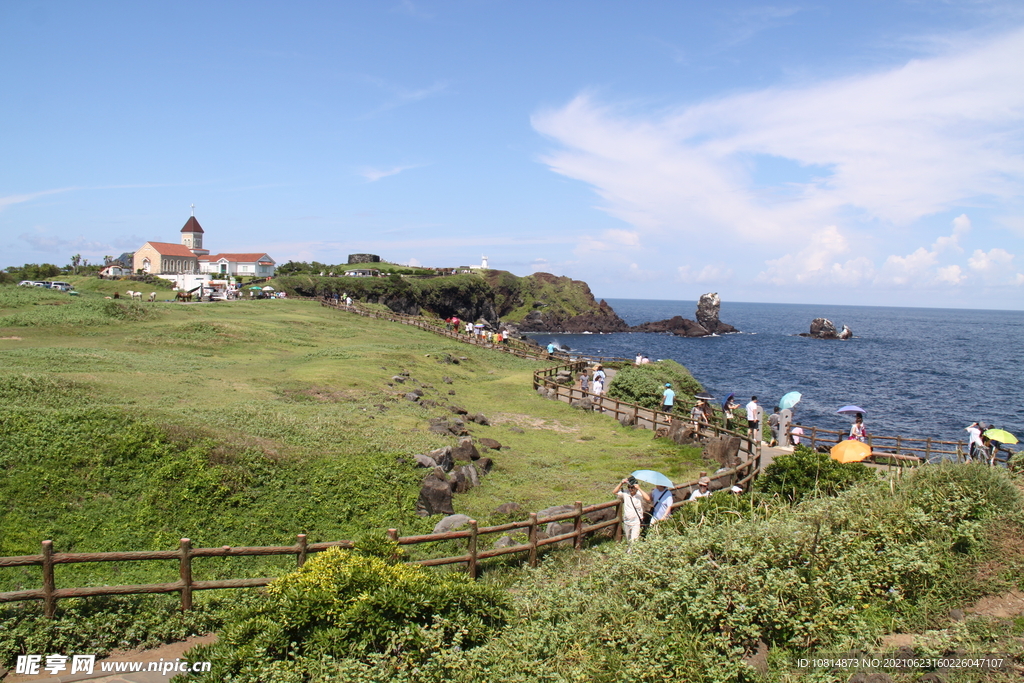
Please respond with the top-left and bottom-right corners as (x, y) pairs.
(2, 636), (216, 683)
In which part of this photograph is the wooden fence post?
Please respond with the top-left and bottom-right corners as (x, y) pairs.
(925, 438), (932, 463)
(573, 501), (584, 550)
(467, 520), (478, 579)
(528, 514), (539, 568)
(296, 534), (308, 567)
(895, 435), (901, 454)
(613, 499), (623, 542)
(42, 540), (55, 618)
(179, 538), (193, 611)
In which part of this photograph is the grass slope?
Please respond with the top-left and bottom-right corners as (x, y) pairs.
(0, 285), (704, 594)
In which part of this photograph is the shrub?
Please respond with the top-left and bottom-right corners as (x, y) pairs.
(606, 359), (703, 410)
(755, 445), (875, 502)
(190, 547), (511, 682)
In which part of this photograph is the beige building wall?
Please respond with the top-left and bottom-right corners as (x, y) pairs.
(133, 244), (198, 274)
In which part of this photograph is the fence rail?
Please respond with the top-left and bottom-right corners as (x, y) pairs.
(0, 453), (757, 616)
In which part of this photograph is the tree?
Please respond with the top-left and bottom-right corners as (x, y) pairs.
(69, 254), (82, 274)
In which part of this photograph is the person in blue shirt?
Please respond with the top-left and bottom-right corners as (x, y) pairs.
(546, 342), (556, 356)
(661, 383), (675, 413)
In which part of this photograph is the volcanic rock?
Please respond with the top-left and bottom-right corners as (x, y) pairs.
(432, 514), (472, 535)
(416, 468), (455, 516)
(695, 292), (738, 334)
(800, 318), (852, 340)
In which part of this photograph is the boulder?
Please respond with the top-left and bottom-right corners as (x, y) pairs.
(470, 413), (490, 426)
(619, 413), (636, 427)
(415, 468), (455, 516)
(404, 392), (421, 402)
(494, 502), (521, 515)
(537, 504), (575, 521)
(432, 513), (472, 535)
(838, 324), (853, 339)
(391, 375), (406, 383)
(509, 426), (525, 434)
(428, 446), (454, 472)
(571, 398), (593, 410)
(476, 456), (494, 475)
(413, 454), (438, 469)
(442, 376), (453, 384)
(546, 521), (576, 544)
(493, 535), (518, 549)
(702, 436), (743, 469)
(460, 464), (480, 489)
(452, 438), (481, 462)
(448, 468), (470, 493)
(667, 420), (700, 445)
(448, 404), (469, 415)
(478, 437), (502, 450)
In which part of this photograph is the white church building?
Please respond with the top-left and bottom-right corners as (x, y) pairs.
(134, 213), (276, 286)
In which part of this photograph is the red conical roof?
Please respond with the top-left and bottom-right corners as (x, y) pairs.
(181, 216), (204, 233)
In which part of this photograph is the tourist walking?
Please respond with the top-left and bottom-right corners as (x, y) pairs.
(661, 383), (675, 414)
(592, 365), (606, 394)
(768, 406), (781, 447)
(966, 422), (984, 461)
(614, 477), (650, 545)
(745, 397), (761, 441)
(724, 396), (739, 431)
(643, 485), (673, 536)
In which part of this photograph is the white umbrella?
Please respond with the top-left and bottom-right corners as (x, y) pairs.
(262, 286), (275, 291)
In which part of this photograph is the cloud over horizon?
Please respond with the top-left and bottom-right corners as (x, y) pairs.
(532, 28), (1024, 295)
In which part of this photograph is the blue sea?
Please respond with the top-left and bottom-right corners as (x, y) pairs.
(526, 299), (1023, 449)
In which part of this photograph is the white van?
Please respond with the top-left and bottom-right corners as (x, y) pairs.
(50, 282), (73, 291)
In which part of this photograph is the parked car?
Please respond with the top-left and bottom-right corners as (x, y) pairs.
(50, 282), (72, 291)
(18, 280), (36, 286)
(33, 282), (51, 288)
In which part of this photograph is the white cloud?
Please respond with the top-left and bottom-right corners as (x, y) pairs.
(532, 29), (1024, 251)
(677, 263), (733, 283)
(358, 164), (423, 182)
(968, 247), (1015, 272)
(933, 213), (971, 253)
(759, 225), (875, 285)
(0, 187), (78, 212)
(575, 228), (641, 253)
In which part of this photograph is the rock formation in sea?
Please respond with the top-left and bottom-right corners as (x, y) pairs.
(800, 318), (853, 339)
(630, 292), (738, 337)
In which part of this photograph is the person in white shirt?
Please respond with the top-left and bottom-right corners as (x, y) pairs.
(614, 477), (650, 543)
(688, 476), (712, 501)
(745, 397), (761, 441)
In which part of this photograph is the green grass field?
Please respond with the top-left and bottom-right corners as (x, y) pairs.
(0, 281), (704, 590)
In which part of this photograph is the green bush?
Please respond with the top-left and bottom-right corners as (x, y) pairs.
(755, 445), (876, 502)
(606, 359), (703, 410)
(189, 547), (512, 682)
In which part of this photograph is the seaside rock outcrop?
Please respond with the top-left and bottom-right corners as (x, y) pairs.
(416, 468), (456, 516)
(506, 273), (629, 333)
(800, 318), (853, 340)
(629, 293), (737, 337)
(695, 293), (738, 335)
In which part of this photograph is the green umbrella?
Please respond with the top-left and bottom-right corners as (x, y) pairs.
(984, 429), (1018, 444)
(247, 285), (263, 290)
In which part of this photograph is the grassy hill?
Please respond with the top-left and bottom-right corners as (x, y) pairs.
(0, 281), (703, 587)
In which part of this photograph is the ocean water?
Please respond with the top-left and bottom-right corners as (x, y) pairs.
(526, 299), (1023, 449)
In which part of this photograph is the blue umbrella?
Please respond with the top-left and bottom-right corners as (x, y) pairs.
(836, 405), (866, 415)
(779, 391), (802, 410)
(631, 470), (674, 488)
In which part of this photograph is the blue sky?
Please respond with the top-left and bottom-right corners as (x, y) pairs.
(2, 1), (1023, 309)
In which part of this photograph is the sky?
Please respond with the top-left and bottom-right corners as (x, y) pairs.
(2, 1), (1023, 309)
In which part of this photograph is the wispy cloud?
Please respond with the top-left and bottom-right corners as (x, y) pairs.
(0, 187), (79, 212)
(358, 164), (424, 182)
(533, 28), (1024, 294)
(358, 75), (449, 116)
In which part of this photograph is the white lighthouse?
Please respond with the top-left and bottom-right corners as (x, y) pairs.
(481, 255), (488, 269)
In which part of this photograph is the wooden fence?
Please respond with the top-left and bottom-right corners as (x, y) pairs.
(0, 453), (757, 616)
(789, 424), (969, 463)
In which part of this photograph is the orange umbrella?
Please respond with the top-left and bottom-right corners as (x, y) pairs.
(830, 439), (871, 463)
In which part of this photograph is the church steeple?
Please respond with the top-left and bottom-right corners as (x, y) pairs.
(181, 211), (208, 256)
